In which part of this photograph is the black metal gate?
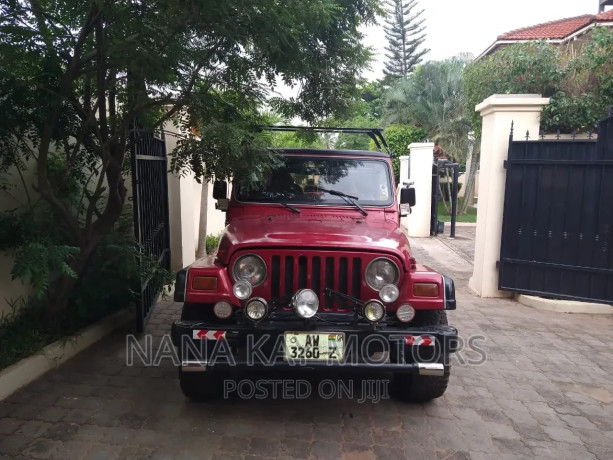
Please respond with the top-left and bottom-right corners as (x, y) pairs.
(431, 159), (459, 237)
(131, 129), (171, 332)
(499, 118), (613, 304)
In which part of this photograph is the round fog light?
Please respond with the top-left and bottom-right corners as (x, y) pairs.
(233, 280), (252, 300)
(363, 300), (385, 323)
(245, 298), (268, 321)
(379, 284), (400, 303)
(214, 301), (233, 319)
(396, 304), (416, 323)
(292, 289), (319, 318)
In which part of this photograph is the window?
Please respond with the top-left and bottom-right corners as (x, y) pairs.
(236, 156), (393, 207)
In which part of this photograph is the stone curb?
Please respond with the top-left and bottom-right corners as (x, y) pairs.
(0, 309), (132, 401)
(517, 294), (613, 315)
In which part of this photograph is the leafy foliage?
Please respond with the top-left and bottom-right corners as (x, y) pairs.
(0, 0), (380, 313)
(205, 233), (222, 255)
(359, 81), (385, 119)
(464, 29), (613, 133)
(385, 55), (474, 163)
(370, 124), (426, 183)
(11, 243), (79, 297)
(383, 0), (429, 84)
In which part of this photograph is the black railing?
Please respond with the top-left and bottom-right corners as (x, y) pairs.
(131, 129), (171, 332)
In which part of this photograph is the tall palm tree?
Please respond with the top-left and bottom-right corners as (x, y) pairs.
(384, 54), (477, 213)
(384, 54), (473, 162)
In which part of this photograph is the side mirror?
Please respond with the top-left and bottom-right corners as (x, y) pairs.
(212, 180), (227, 199)
(400, 187), (416, 207)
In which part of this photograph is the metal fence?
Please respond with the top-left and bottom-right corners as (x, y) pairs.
(499, 117), (613, 304)
(131, 129), (171, 332)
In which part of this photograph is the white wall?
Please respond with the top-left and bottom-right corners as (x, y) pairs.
(457, 171), (479, 199)
(164, 128), (204, 270)
(205, 183), (227, 237)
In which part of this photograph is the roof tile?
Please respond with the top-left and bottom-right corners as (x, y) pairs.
(497, 9), (613, 42)
(498, 15), (594, 40)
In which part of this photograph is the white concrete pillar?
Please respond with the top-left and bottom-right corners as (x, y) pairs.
(164, 123), (203, 270)
(398, 155), (410, 229)
(469, 94), (549, 298)
(407, 143), (434, 237)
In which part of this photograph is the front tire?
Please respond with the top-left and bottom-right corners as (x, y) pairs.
(179, 367), (223, 401)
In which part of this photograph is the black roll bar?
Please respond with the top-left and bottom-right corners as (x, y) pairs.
(255, 125), (394, 157)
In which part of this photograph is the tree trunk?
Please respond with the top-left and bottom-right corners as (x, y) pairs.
(459, 144), (480, 215)
(196, 181), (209, 259)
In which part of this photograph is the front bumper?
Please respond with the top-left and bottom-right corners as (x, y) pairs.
(171, 320), (458, 375)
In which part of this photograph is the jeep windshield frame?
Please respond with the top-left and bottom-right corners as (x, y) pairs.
(234, 155), (395, 208)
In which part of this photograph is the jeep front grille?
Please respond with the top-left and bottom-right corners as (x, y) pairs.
(270, 254), (362, 311)
(230, 249), (402, 313)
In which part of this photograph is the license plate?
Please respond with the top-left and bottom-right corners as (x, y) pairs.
(284, 332), (345, 361)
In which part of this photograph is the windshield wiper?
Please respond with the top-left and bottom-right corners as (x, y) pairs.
(280, 202), (301, 213)
(315, 186), (368, 216)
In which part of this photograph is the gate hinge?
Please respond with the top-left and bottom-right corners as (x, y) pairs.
(496, 260), (500, 269)
(503, 160), (508, 169)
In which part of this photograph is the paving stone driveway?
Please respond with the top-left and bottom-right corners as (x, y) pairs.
(1, 236), (613, 459)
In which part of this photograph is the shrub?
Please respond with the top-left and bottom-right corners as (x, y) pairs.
(206, 233), (222, 254)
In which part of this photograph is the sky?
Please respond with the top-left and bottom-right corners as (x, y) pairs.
(362, 0), (598, 80)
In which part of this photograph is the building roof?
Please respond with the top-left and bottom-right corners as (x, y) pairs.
(478, 10), (613, 59)
(498, 10), (613, 40)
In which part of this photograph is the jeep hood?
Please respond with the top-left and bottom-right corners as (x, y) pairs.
(216, 214), (412, 270)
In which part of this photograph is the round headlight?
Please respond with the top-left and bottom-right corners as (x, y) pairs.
(233, 280), (252, 300)
(363, 300), (385, 323)
(396, 304), (416, 323)
(379, 284), (400, 303)
(214, 301), (233, 319)
(233, 254), (267, 287)
(245, 298), (268, 321)
(365, 258), (400, 291)
(292, 289), (319, 318)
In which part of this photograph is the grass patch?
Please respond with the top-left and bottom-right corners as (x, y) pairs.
(437, 201), (477, 223)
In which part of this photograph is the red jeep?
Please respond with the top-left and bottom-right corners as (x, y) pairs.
(171, 128), (457, 402)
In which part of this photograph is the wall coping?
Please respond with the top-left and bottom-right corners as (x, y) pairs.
(476, 94), (550, 115)
(408, 142), (435, 149)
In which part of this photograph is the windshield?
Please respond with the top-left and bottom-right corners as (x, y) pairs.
(235, 156), (394, 207)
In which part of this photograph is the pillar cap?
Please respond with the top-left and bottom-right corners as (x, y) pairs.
(408, 142), (435, 149)
(476, 94), (550, 115)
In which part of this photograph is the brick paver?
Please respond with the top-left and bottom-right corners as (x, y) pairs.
(1, 236), (612, 459)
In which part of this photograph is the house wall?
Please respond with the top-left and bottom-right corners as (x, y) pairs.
(0, 162), (36, 318)
(206, 182), (228, 237)
(457, 171), (479, 199)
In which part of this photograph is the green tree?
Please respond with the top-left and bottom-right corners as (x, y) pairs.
(384, 55), (475, 213)
(370, 124), (426, 184)
(385, 55), (473, 163)
(0, 0), (380, 313)
(464, 30), (613, 133)
(383, 0), (429, 84)
(359, 81), (385, 119)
